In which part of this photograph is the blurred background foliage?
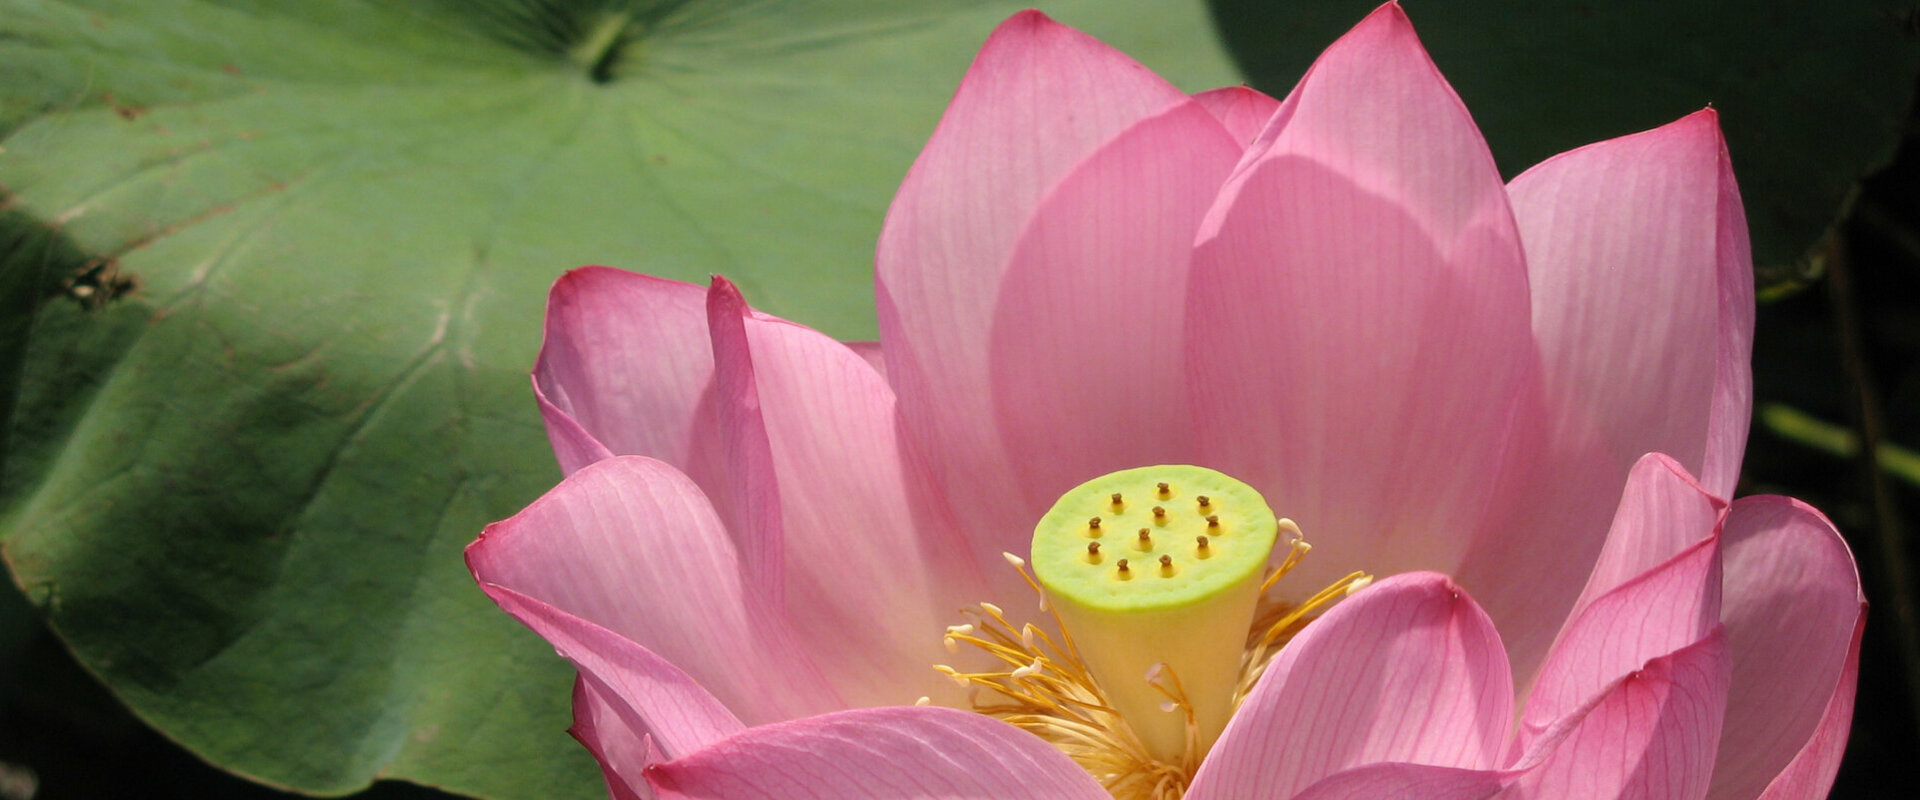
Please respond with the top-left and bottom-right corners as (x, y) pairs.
(2, 0), (1916, 798)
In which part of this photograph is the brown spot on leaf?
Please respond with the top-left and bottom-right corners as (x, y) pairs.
(101, 92), (148, 121)
(60, 259), (140, 309)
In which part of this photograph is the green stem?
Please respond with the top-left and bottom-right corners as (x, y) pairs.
(1760, 404), (1920, 487)
(1821, 228), (1920, 737)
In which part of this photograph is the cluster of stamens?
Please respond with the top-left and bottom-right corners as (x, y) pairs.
(934, 557), (1201, 800)
(934, 483), (1371, 800)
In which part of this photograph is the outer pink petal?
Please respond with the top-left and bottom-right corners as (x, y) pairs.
(1463, 110), (1754, 682)
(1186, 573), (1514, 800)
(843, 340), (887, 380)
(1192, 85), (1280, 147)
(987, 99), (1243, 512)
(1701, 140), (1756, 496)
(1278, 630), (1734, 800)
(482, 586), (744, 759)
(1502, 631), (1730, 800)
(706, 278), (981, 707)
(533, 268), (714, 475)
(1185, 2), (1532, 596)
(1289, 764), (1504, 800)
(1564, 454), (1726, 639)
(689, 280), (784, 595)
(466, 455), (837, 722)
(1752, 616), (1862, 800)
(644, 707), (1110, 800)
(1708, 497), (1865, 800)
(571, 677), (656, 800)
(875, 10), (1192, 572)
(1508, 109), (1752, 498)
(1520, 538), (1721, 748)
(1502, 454), (1721, 703)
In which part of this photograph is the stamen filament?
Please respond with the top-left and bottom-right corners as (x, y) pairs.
(941, 467), (1372, 800)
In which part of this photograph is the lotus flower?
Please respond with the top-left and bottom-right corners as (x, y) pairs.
(466, 3), (1864, 798)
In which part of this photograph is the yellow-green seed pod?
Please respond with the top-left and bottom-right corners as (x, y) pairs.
(1030, 465), (1287, 764)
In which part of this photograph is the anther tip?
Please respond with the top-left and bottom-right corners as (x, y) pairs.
(1152, 505), (1166, 517)
(1159, 554), (1172, 567)
(1207, 514), (1220, 527)
(1117, 558), (1130, 571)
(1196, 535), (1210, 548)
(1110, 492), (1123, 504)
(1137, 528), (1151, 542)
(1088, 516), (1102, 529)
(1087, 541), (1101, 555)
(1197, 495), (1211, 506)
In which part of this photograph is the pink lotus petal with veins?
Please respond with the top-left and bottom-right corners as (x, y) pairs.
(468, 3), (1862, 799)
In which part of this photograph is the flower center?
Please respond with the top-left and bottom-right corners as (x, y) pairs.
(1031, 465), (1282, 761)
(935, 466), (1369, 800)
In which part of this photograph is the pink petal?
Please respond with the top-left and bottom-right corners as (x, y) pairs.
(693, 278), (789, 602)
(1702, 127), (1756, 497)
(843, 340), (887, 380)
(875, 10), (1192, 574)
(481, 586), (744, 759)
(987, 99), (1243, 511)
(706, 278), (982, 707)
(1750, 617), (1862, 800)
(1708, 497), (1865, 800)
(1507, 108), (1752, 497)
(467, 455), (837, 722)
(1288, 764), (1505, 800)
(533, 268), (714, 475)
(1185, 2), (1532, 596)
(1192, 85), (1280, 147)
(1280, 630), (1736, 800)
(1520, 536), (1722, 748)
(1503, 631), (1730, 800)
(1187, 573), (1514, 800)
(538, 388), (617, 477)
(571, 677), (656, 800)
(1496, 453), (1721, 697)
(1463, 110), (1753, 684)
(644, 707), (1109, 800)
(1566, 454), (1727, 639)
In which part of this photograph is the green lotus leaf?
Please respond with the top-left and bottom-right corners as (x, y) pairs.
(0, 1), (1236, 797)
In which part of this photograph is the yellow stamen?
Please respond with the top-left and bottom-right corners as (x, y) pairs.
(938, 467), (1372, 800)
